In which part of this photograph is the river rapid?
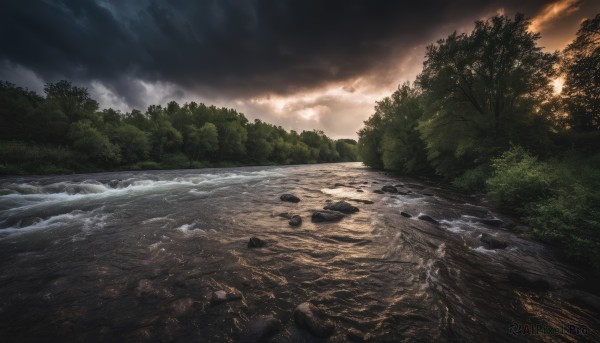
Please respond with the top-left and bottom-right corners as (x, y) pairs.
(0, 162), (598, 342)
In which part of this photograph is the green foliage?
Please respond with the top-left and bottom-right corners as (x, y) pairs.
(68, 121), (121, 166)
(417, 14), (557, 176)
(487, 147), (600, 267)
(111, 124), (150, 164)
(561, 14), (600, 133)
(452, 165), (491, 192)
(486, 147), (555, 210)
(0, 79), (356, 175)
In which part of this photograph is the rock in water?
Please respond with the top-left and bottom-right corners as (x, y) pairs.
(237, 316), (282, 343)
(373, 190), (385, 194)
(381, 185), (398, 193)
(293, 302), (335, 338)
(247, 237), (266, 248)
(280, 194), (300, 203)
(323, 201), (359, 214)
(289, 215), (302, 227)
(210, 289), (243, 305)
(417, 214), (439, 225)
(347, 328), (370, 342)
(400, 212), (412, 218)
(311, 210), (345, 223)
(480, 233), (508, 249)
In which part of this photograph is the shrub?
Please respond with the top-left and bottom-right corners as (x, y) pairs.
(486, 146), (556, 211)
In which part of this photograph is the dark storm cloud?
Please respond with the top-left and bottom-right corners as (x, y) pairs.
(1, 0), (552, 99)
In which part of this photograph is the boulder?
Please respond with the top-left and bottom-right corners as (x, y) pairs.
(289, 215), (302, 227)
(247, 237), (266, 248)
(210, 289), (243, 305)
(480, 233), (508, 249)
(237, 316), (282, 343)
(280, 194), (300, 203)
(400, 212), (412, 218)
(508, 272), (551, 290)
(417, 214), (439, 225)
(293, 302), (335, 338)
(381, 185), (398, 193)
(311, 211), (345, 223)
(323, 201), (359, 214)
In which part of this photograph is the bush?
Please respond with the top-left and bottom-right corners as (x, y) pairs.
(452, 164), (491, 192)
(486, 146), (556, 211)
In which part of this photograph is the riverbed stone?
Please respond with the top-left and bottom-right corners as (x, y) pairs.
(381, 185), (398, 193)
(280, 194), (300, 203)
(289, 215), (302, 227)
(293, 302), (335, 338)
(347, 328), (370, 342)
(311, 210), (345, 223)
(210, 289), (243, 305)
(417, 214), (439, 225)
(247, 237), (266, 248)
(480, 233), (508, 249)
(237, 316), (282, 343)
(324, 201), (359, 214)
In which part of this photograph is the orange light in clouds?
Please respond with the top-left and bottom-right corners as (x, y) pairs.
(529, 0), (580, 33)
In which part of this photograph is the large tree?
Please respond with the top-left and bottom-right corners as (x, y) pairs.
(561, 14), (600, 133)
(416, 14), (557, 176)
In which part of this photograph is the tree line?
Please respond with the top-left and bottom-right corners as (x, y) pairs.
(0, 82), (357, 174)
(358, 14), (600, 267)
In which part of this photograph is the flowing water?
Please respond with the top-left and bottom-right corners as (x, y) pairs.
(0, 163), (598, 342)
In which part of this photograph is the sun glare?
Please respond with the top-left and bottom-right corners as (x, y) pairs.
(552, 78), (564, 94)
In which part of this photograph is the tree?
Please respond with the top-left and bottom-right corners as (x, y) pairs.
(561, 14), (600, 133)
(416, 14), (557, 177)
(357, 112), (385, 169)
(185, 123), (219, 161)
(44, 80), (98, 121)
(68, 121), (120, 166)
(111, 124), (150, 164)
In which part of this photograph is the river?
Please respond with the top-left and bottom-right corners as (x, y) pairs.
(0, 162), (598, 342)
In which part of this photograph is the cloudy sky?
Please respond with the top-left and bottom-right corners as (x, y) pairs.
(1, 0), (598, 138)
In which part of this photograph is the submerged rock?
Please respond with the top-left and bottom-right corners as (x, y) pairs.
(480, 233), (508, 249)
(508, 272), (551, 291)
(324, 201), (359, 214)
(381, 185), (398, 193)
(247, 237), (266, 248)
(351, 199), (374, 204)
(280, 194), (300, 203)
(210, 289), (243, 306)
(293, 302), (335, 338)
(311, 210), (345, 223)
(289, 215), (302, 227)
(417, 214), (439, 225)
(400, 212), (412, 218)
(347, 328), (370, 342)
(237, 316), (282, 343)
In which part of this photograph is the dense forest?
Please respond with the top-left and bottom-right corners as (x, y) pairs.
(358, 14), (600, 267)
(0, 82), (357, 175)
